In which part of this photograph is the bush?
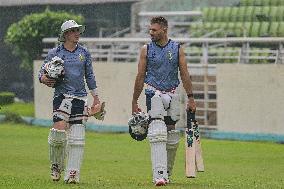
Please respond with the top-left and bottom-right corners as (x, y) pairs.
(3, 111), (25, 124)
(0, 92), (15, 105)
(0, 102), (34, 117)
(4, 8), (84, 70)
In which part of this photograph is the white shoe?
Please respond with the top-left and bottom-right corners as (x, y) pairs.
(50, 164), (61, 181)
(65, 170), (79, 184)
(155, 178), (167, 186)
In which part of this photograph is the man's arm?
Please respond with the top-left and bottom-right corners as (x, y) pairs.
(132, 45), (147, 113)
(40, 74), (56, 87)
(88, 89), (106, 120)
(39, 52), (56, 87)
(178, 46), (196, 111)
(85, 50), (97, 90)
(85, 52), (100, 106)
(90, 89), (100, 106)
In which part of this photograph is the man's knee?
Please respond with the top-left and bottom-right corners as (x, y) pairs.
(166, 124), (176, 131)
(53, 121), (67, 130)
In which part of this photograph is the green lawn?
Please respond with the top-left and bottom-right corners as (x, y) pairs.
(0, 102), (34, 117)
(0, 123), (283, 189)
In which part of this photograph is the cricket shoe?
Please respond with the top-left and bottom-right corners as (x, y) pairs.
(50, 164), (61, 181)
(154, 178), (167, 186)
(65, 170), (79, 184)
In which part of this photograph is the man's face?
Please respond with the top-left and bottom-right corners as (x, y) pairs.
(149, 23), (166, 42)
(64, 27), (81, 43)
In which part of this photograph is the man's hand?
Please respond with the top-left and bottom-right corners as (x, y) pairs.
(91, 95), (100, 108)
(41, 74), (56, 87)
(187, 97), (196, 112)
(88, 102), (106, 120)
(132, 101), (141, 114)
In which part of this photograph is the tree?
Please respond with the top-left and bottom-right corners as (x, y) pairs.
(4, 9), (84, 70)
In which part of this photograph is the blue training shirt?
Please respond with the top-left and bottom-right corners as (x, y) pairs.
(39, 44), (97, 97)
(145, 39), (180, 91)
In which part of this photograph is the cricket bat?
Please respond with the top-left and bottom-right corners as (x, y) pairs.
(185, 110), (205, 177)
(185, 110), (196, 178)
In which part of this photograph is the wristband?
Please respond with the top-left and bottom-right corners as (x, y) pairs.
(90, 88), (98, 96)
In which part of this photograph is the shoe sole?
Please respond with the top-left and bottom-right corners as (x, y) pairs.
(51, 174), (61, 181)
(155, 180), (166, 186)
(65, 179), (78, 184)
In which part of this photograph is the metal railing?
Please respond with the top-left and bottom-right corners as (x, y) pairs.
(43, 37), (284, 64)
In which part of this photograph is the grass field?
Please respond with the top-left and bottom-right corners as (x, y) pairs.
(0, 123), (283, 189)
(0, 102), (34, 117)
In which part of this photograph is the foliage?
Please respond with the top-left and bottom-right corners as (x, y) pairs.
(0, 92), (15, 105)
(4, 8), (84, 70)
(0, 102), (34, 117)
(0, 123), (283, 189)
(2, 112), (25, 123)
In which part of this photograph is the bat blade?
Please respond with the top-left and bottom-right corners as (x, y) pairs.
(195, 134), (204, 172)
(192, 114), (205, 172)
(195, 140), (204, 172)
(185, 111), (196, 178)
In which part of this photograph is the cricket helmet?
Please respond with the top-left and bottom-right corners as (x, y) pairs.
(44, 56), (64, 88)
(128, 112), (149, 141)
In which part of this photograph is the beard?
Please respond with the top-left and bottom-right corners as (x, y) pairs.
(151, 36), (160, 42)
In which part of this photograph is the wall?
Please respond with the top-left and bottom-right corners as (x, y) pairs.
(34, 61), (284, 136)
(34, 60), (146, 127)
(217, 64), (284, 135)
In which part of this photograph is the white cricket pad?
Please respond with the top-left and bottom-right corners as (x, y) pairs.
(166, 130), (180, 176)
(48, 128), (67, 171)
(147, 120), (168, 181)
(148, 93), (166, 120)
(64, 124), (85, 183)
(168, 94), (180, 121)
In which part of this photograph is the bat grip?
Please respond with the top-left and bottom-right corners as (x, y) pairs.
(187, 110), (196, 121)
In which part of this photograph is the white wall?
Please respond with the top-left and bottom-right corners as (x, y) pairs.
(33, 60), (146, 126)
(217, 64), (284, 135)
(34, 61), (284, 135)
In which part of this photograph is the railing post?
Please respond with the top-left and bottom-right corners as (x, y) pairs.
(279, 43), (284, 64)
(240, 42), (250, 64)
(202, 42), (209, 127)
(108, 43), (114, 62)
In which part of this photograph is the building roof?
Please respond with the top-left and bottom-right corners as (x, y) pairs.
(0, 0), (140, 6)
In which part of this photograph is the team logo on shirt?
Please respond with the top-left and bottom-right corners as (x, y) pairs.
(167, 51), (173, 61)
(79, 54), (85, 62)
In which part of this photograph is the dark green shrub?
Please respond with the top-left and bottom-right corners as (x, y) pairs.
(5, 8), (84, 70)
(0, 92), (15, 105)
(3, 111), (25, 124)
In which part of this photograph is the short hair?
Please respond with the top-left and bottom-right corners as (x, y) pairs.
(150, 16), (168, 28)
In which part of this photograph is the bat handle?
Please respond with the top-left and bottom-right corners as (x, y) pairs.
(187, 109), (196, 121)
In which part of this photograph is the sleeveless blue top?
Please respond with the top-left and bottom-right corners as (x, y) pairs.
(145, 39), (180, 91)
